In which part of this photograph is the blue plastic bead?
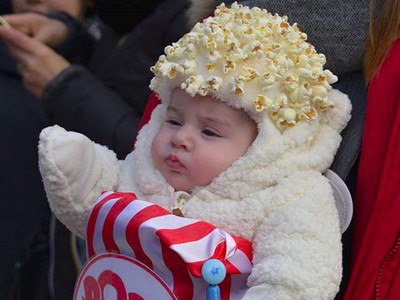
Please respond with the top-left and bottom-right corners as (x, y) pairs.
(201, 259), (226, 285)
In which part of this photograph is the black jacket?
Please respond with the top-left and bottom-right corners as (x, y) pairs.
(0, 38), (51, 299)
(0, 1), (119, 296)
(42, 0), (189, 159)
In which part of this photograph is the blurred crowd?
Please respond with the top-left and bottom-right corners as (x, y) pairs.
(0, 0), (399, 299)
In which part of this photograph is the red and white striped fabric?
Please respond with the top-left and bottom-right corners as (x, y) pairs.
(84, 191), (253, 300)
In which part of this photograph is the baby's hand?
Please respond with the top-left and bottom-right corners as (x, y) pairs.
(39, 125), (103, 204)
(38, 125), (119, 237)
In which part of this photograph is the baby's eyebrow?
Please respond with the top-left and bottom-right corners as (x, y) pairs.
(167, 105), (180, 112)
(166, 105), (182, 115)
(167, 104), (232, 127)
(202, 115), (232, 128)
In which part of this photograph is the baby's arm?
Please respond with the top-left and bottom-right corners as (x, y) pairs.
(38, 125), (120, 238)
(243, 174), (342, 299)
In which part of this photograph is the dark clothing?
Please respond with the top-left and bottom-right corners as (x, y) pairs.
(1, 4), (51, 299)
(42, 65), (138, 159)
(0, 2), (118, 298)
(0, 0), (11, 14)
(47, 11), (119, 75)
(330, 72), (367, 180)
(47, 12), (95, 65)
(93, 0), (164, 36)
(42, 0), (189, 159)
(0, 41), (51, 299)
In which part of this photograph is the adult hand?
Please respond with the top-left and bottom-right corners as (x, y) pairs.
(2, 12), (69, 48)
(0, 26), (70, 98)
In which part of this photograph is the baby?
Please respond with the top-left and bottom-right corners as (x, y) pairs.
(39, 3), (351, 299)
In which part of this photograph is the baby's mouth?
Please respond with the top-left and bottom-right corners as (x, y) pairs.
(166, 154), (184, 170)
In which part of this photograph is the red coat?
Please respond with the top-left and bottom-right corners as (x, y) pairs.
(344, 39), (400, 299)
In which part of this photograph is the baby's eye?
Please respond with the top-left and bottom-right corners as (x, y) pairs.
(167, 119), (181, 126)
(202, 129), (221, 137)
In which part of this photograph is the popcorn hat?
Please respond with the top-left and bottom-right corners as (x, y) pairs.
(150, 2), (341, 132)
(145, 2), (351, 177)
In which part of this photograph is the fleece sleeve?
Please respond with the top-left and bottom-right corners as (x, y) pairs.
(242, 175), (342, 300)
(38, 125), (121, 238)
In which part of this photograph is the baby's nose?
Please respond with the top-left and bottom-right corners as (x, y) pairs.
(171, 126), (192, 150)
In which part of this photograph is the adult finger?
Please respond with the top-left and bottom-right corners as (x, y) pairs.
(0, 37), (30, 64)
(0, 26), (54, 75)
(3, 13), (68, 47)
(0, 26), (42, 56)
(2, 14), (34, 35)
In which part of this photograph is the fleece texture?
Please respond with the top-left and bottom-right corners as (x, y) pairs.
(39, 85), (350, 299)
(122, 88), (350, 300)
(38, 2), (352, 298)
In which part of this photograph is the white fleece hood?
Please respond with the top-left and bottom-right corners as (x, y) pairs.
(117, 4), (351, 298)
(121, 2), (352, 223)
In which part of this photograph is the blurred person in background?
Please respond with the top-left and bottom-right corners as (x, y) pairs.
(0, 0), (118, 298)
(344, 0), (400, 299)
(0, 0), (184, 159)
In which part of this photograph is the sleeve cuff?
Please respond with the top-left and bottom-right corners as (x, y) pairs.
(42, 65), (86, 101)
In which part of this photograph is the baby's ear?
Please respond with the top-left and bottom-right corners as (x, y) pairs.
(38, 125), (119, 238)
(321, 89), (352, 134)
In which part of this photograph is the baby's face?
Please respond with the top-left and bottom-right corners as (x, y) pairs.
(151, 89), (257, 192)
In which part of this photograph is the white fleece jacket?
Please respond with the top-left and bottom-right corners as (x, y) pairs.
(39, 83), (351, 299)
(38, 2), (354, 298)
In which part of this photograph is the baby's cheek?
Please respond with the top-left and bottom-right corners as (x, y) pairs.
(196, 157), (228, 185)
(150, 139), (161, 168)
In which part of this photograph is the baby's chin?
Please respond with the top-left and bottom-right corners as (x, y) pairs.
(166, 177), (194, 193)
(162, 169), (213, 192)
(162, 169), (218, 194)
